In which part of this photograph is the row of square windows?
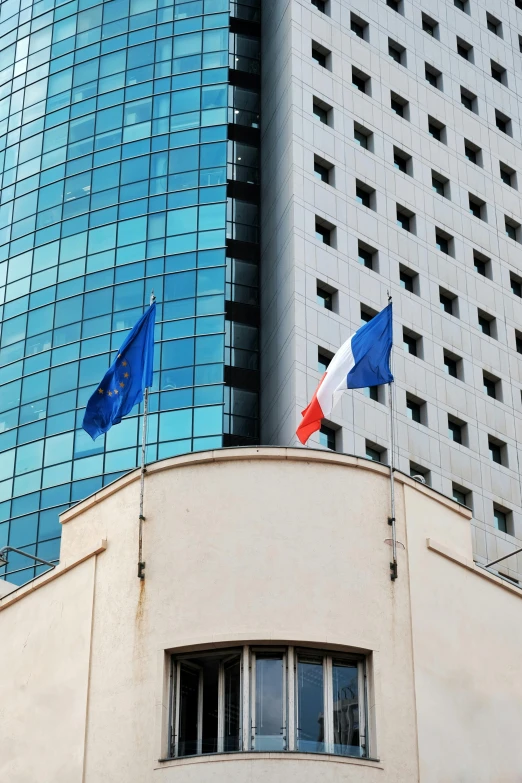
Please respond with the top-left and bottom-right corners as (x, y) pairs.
(318, 427), (518, 541)
(312, 53), (518, 139)
(313, 26), (515, 92)
(314, 196), (522, 252)
(317, 288), (522, 382)
(313, 153), (519, 236)
(311, 0), (522, 26)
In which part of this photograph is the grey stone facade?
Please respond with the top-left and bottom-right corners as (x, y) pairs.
(261, 0), (522, 580)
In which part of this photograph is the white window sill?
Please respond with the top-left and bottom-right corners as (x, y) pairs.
(156, 751), (382, 770)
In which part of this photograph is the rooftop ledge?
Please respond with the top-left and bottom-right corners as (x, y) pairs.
(60, 445), (472, 525)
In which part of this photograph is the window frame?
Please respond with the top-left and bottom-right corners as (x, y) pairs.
(167, 643), (371, 759)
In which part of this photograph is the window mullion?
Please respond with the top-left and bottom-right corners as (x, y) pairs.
(197, 668), (204, 756)
(287, 646), (296, 751)
(324, 655), (333, 753)
(242, 645), (251, 751)
(173, 662), (181, 758)
(358, 660), (367, 756)
(282, 651), (287, 749)
(217, 662), (225, 753)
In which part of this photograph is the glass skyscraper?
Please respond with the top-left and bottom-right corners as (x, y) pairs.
(0, 0), (260, 583)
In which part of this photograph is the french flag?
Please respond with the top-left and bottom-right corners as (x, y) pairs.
(297, 303), (394, 445)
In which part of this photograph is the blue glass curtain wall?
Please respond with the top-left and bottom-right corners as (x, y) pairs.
(0, 0), (230, 583)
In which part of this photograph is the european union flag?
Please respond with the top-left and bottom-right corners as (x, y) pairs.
(82, 301), (156, 441)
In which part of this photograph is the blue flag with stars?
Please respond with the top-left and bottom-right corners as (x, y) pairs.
(82, 301), (156, 441)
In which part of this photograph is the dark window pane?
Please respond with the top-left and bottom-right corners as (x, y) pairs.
(332, 660), (360, 756)
(297, 656), (325, 753)
(255, 655), (285, 750)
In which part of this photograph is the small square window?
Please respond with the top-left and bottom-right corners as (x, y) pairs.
(454, 0), (468, 11)
(453, 484), (470, 507)
(494, 506), (512, 534)
(489, 439), (504, 466)
(394, 147), (411, 174)
(366, 442), (384, 462)
(403, 328), (421, 356)
(389, 39), (406, 65)
(448, 417), (464, 445)
(496, 110), (511, 135)
(364, 386), (379, 401)
(516, 331), (522, 354)
(315, 221), (331, 245)
(410, 463), (430, 485)
(358, 241), (377, 270)
(387, 0), (402, 12)
(436, 230), (452, 255)
(440, 288), (457, 315)
(361, 305), (377, 325)
(432, 172), (449, 197)
(399, 266), (417, 293)
(391, 92), (408, 119)
(318, 348), (333, 372)
(505, 217), (520, 242)
(350, 14), (368, 39)
(428, 116), (445, 142)
(397, 206), (414, 232)
(461, 88), (477, 113)
(464, 140), (481, 165)
(517, 0), (522, 10)
(478, 311), (495, 337)
(487, 13), (502, 37)
(425, 64), (442, 89)
(491, 61), (507, 85)
(311, 0), (327, 12)
(356, 181), (375, 210)
(314, 156), (332, 184)
(444, 351), (461, 378)
(500, 163), (516, 188)
(313, 98), (332, 125)
(352, 68), (370, 94)
(457, 38), (473, 60)
(422, 14), (438, 37)
(406, 395), (423, 423)
(311, 45), (327, 68)
(319, 423), (337, 450)
(469, 195), (486, 221)
(317, 283), (334, 310)
(473, 251), (490, 277)
(511, 273), (522, 298)
(314, 105), (328, 124)
(354, 122), (373, 150)
(483, 372), (499, 399)
(519, 34), (522, 52)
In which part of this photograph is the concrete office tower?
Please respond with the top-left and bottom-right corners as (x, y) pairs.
(0, 0), (261, 583)
(261, 0), (522, 580)
(1, 449), (522, 781)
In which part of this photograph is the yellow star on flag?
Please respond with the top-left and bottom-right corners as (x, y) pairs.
(122, 360), (127, 367)
(119, 382), (125, 388)
(98, 388), (103, 394)
(108, 391), (113, 397)
(124, 372), (129, 378)
(114, 389), (119, 395)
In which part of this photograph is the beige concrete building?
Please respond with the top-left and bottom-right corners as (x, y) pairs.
(0, 447), (521, 783)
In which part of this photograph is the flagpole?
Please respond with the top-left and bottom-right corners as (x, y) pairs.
(387, 293), (398, 581)
(137, 291), (155, 580)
